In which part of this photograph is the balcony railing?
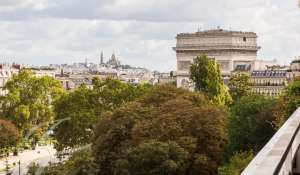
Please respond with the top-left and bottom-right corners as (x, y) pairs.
(242, 107), (300, 175)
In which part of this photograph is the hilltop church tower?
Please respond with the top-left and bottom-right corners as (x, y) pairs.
(107, 53), (121, 67)
(100, 51), (104, 65)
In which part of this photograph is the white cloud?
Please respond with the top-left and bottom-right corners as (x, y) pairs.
(0, 0), (298, 71)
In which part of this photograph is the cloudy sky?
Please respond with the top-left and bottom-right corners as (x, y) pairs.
(0, 0), (299, 71)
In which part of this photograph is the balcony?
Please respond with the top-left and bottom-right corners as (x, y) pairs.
(242, 108), (300, 175)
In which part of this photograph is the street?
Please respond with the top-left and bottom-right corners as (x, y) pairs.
(0, 146), (56, 175)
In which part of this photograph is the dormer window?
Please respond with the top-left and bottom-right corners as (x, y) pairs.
(243, 37), (247, 42)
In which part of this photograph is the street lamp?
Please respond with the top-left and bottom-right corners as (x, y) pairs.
(18, 160), (20, 175)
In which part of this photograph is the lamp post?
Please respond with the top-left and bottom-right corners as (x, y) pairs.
(18, 160), (20, 175)
(5, 157), (9, 175)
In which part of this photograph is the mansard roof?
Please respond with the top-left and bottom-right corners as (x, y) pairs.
(251, 70), (287, 77)
(291, 59), (300, 64)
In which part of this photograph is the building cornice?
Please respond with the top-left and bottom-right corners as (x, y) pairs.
(173, 45), (260, 51)
(176, 29), (258, 38)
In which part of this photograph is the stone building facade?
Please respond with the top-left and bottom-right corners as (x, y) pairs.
(250, 70), (288, 96)
(290, 59), (300, 79)
(0, 64), (21, 96)
(174, 29), (260, 88)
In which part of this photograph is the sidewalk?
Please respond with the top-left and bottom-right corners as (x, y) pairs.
(0, 146), (56, 174)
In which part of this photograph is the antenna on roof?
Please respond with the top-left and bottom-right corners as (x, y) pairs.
(100, 50), (104, 64)
(197, 25), (201, 32)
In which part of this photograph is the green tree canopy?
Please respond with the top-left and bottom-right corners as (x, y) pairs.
(270, 80), (300, 129)
(92, 77), (151, 110)
(53, 86), (97, 151)
(228, 95), (278, 154)
(53, 78), (151, 151)
(124, 140), (189, 175)
(281, 80), (300, 117)
(92, 84), (227, 175)
(228, 73), (251, 101)
(219, 151), (253, 175)
(0, 70), (63, 142)
(190, 54), (231, 105)
(26, 148), (98, 175)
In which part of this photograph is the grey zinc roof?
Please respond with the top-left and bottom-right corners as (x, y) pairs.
(251, 70), (287, 77)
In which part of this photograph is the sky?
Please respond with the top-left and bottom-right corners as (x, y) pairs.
(0, 0), (299, 71)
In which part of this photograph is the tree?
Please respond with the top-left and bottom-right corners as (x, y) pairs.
(190, 54), (231, 105)
(228, 95), (278, 154)
(0, 70), (63, 144)
(26, 148), (98, 175)
(124, 141), (189, 175)
(228, 73), (251, 101)
(92, 77), (152, 111)
(0, 119), (19, 152)
(269, 80), (300, 129)
(281, 80), (300, 118)
(218, 151), (253, 175)
(53, 86), (97, 151)
(53, 78), (151, 151)
(63, 148), (99, 175)
(271, 96), (289, 129)
(26, 163), (41, 175)
(267, 80), (300, 130)
(93, 84), (227, 175)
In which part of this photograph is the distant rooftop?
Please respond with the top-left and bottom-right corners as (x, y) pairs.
(251, 70), (287, 77)
(291, 59), (300, 64)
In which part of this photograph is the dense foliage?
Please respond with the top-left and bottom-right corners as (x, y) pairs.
(281, 80), (300, 117)
(228, 73), (251, 101)
(26, 148), (98, 175)
(0, 70), (63, 144)
(0, 119), (19, 151)
(53, 78), (151, 151)
(3, 67), (296, 175)
(266, 80), (300, 129)
(123, 140), (189, 175)
(228, 95), (278, 154)
(92, 85), (228, 175)
(52, 86), (97, 151)
(190, 54), (231, 105)
(218, 151), (253, 175)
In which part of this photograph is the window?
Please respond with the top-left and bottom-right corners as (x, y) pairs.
(243, 37), (247, 42)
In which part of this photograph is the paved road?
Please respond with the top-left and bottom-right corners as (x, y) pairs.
(11, 154), (58, 175)
(0, 146), (56, 175)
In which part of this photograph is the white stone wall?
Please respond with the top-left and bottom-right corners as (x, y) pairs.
(176, 52), (256, 79)
(291, 62), (300, 71)
(250, 74), (288, 96)
(176, 36), (257, 47)
(242, 108), (300, 175)
(175, 30), (259, 88)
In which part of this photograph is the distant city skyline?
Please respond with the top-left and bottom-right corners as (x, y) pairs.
(0, 0), (299, 71)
